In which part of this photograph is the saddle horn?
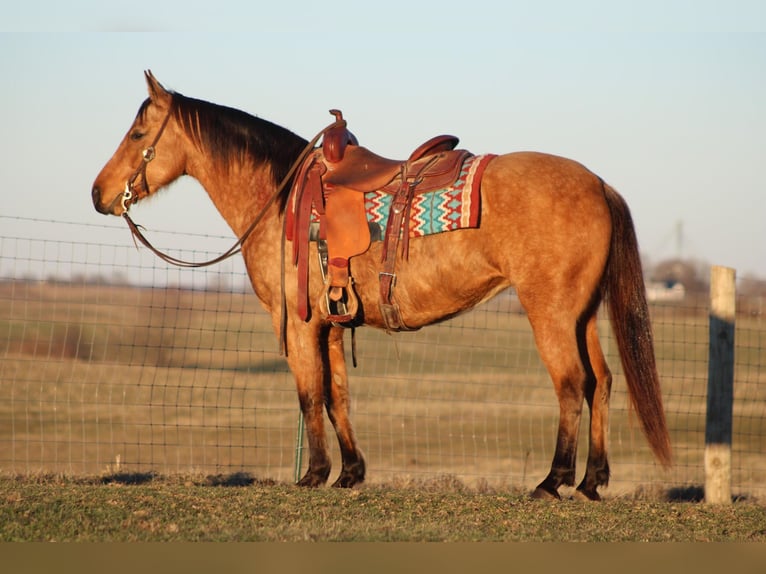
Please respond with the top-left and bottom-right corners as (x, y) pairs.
(323, 110), (358, 163)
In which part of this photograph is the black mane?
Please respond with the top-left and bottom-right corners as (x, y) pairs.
(141, 92), (310, 210)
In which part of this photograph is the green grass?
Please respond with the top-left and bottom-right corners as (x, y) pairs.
(2, 474), (765, 542)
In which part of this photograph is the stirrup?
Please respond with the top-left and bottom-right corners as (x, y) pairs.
(318, 281), (359, 325)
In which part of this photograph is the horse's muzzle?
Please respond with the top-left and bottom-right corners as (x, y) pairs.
(91, 186), (111, 215)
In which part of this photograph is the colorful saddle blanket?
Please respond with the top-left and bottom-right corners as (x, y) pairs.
(365, 153), (494, 238)
(308, 153), (494, 239)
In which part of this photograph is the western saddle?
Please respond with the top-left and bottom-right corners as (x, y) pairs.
(287, 110), (472, 331)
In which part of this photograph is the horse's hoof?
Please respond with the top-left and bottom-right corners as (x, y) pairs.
(331, 473), (362, 488)
(574, 488), (601, 502)
(531, 486), (561, 500)
(296, 472), (328, 488)
(331, 463), (366, 488)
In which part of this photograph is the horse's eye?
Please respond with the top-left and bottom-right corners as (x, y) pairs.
(130, 131), (145, 141)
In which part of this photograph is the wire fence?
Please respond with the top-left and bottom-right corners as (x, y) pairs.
(1, 217), (764, 499)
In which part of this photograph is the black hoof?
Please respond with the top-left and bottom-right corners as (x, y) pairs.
(331, 473), (362, 488)
(331, 460), (366, 488)
(296, 470), (329, 488)
(531, 485), (561, 500)
(574, 488), (601, 501)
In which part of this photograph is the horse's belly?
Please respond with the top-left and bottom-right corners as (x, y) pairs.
(350, 229), (508, 329)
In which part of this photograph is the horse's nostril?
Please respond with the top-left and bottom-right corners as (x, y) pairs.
(91, 186), (108, 213)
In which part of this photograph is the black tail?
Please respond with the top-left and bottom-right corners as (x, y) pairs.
(602, 183), (672, 468)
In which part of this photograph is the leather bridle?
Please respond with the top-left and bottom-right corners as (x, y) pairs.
(112, 108), (349, 356)
(121, 107), (173, 213)
(116, 108), (345, 269)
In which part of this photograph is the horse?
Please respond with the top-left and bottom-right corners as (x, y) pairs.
(91, 71), (671, 500)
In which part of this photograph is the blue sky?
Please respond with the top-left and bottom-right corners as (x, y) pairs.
(2, 1), (765, 278)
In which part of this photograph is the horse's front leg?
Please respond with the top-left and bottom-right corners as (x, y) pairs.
(285, 320), (333, 487)
(322, 325), (366, 488)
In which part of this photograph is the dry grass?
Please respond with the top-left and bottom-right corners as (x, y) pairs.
(2, 473), (765, 542)
(1, 281), (765, 501)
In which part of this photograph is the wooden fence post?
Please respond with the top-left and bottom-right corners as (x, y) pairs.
(705, 265), (735, 504)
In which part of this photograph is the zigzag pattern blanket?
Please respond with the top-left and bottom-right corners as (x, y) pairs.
(364, 153), (495, 237)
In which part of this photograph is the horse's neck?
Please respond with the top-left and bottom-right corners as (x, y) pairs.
(191, 158), (281, 240)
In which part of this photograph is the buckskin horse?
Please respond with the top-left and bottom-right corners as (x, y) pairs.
(91, 71), (671, 500)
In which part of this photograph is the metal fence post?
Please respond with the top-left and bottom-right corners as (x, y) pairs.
(293, 410), (305, 483)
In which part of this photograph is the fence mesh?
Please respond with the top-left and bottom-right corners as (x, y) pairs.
(1, 217), (764, 499)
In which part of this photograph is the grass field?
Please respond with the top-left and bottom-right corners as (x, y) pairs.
(1, 280), (765, 507)
(2, 474), (765, 542)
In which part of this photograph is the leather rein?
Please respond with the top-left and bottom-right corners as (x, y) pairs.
(118, 109), (345, 269)
(114, 108), (348, 357)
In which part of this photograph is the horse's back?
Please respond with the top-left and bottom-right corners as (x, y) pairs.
(481, 151), (610, 219)
(346, 151), (615, 329)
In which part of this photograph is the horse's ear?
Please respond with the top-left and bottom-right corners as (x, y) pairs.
(144, 70), (171, 107)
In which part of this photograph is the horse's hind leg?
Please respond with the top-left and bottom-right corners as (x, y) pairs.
(523, 306), (588, 500)
(323, 326), (366, 488)
(575, 313), (612, 501)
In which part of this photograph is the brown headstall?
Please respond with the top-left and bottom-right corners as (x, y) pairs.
(117, 108), (345, 355)
(121, 107), (173, 213)
(120, 109), (344, 268)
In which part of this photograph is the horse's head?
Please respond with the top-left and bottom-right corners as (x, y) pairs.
(91, 71), (186, 216)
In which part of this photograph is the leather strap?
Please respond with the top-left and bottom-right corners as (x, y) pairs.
(378, 170), (418, 331)
(122, 108), (173, 210)
(290, 155), (326, 320)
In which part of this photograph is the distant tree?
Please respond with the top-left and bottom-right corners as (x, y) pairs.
(740, 274), (766, 297)
(206, 272), (231, 292)
(739, 274), (766, 317)
(650, 258), (708, 294)
(111, 271), (130, 286)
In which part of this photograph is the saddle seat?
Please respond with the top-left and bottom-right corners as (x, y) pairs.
(322, 134), (462, 193)
(320, 109), (461, 192)
(288, 110), (472, 329)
